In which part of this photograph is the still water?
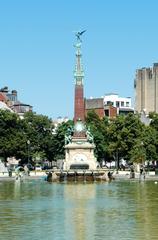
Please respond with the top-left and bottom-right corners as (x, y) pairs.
(0, 179), (158, 240)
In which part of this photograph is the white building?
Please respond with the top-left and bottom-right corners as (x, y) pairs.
(104, 93), (134, 115)
(52, 116), (69, 134)
(0, 101), (13, 112)
(104, 93), (132, 108)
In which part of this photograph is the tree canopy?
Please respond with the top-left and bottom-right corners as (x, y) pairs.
(0, 109), (158, 166)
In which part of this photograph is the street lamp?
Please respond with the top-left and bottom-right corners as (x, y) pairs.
(140, 141), (144, 165)
(116, 150), (119, 173)
(27, 140), (30, 164)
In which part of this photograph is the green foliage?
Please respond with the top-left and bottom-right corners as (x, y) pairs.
(86, 110), (109, 162)
(107, 113), (145, 163)
(52, 120), (73, 160)
(149, 112), (158, 132)
(22, 112), (55, 163)
(0, 110), (26, 161)
(0, 108), (158, 166)
(141, 126), (158, 161)
(85, 111), (157, 164)
(0, 110), (56, 163)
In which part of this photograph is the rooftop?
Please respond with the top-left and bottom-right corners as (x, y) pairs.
(85, 98), (104, 110)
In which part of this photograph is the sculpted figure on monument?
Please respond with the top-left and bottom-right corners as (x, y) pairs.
(86, 127), (94, 143)
(65, 135), (71, 145)
(65, 126), (74, 144)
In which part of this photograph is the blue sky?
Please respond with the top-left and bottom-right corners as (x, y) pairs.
(0, 0), (158, 119)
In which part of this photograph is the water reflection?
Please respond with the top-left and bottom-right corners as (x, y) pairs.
(63, 184), (96, 240)
(134, 182), (158, 239)
(14, 179), (22, 199)
(0, 180), (158, 240)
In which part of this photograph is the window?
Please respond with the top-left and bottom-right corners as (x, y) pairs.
(105, 109), (109, 116)
(116, 101), (119, 107)
(126, 102), (129, 107)
(121, 102), (124, 107)
(106, 101), (114, 106)
(107, 101), (112, 106)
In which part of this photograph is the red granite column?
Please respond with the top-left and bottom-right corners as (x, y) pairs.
(74, 84), (85, 123)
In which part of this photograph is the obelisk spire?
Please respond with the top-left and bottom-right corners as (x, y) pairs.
(74, 42), (84, 86)
(74, 31), (86, 123)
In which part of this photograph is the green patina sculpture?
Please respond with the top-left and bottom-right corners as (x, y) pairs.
(74, 30), (86, 86)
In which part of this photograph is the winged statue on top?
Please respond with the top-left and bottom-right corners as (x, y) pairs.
(75, 30), (86, 42)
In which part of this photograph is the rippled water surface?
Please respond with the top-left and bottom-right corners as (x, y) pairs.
(0, 179), (158, 240)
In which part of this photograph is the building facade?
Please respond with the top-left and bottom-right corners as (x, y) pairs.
(104, 93), (131, 109)
(85, 93), (133, 119)
(85, 98), (105, 119)
(134, 63), (158, 114)
(104, 93), (133, 117)
(0, 86), (32, 117)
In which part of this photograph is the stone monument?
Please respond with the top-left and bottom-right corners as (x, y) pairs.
(63, 31), (97, 170)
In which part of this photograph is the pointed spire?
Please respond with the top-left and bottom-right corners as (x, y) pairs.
(74, 42), (84, 85)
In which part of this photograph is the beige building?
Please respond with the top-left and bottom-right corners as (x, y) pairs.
(134, 63), (158, 114)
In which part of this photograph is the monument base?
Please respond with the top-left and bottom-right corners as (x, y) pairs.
(63, 137), (97, 170)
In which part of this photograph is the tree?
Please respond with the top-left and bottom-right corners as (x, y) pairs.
(149, 112), (158, 131)
(0, 110), (26, 161)
(148, 112), (158, 162)
(86, 110), (109, 162)
(107, 113), (145, 164)
(52, 120), (74, 160)
(22, 112), (55, 163)
(129, 140), (146, 164)
(141, 126), (158, 162)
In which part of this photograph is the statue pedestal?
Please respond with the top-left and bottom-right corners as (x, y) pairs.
(63, 136), (97, 170)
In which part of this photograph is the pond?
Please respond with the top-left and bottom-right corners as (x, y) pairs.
(0, 179), (158, 240)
